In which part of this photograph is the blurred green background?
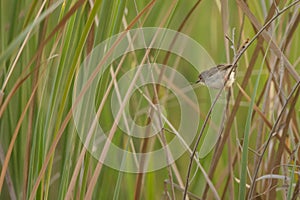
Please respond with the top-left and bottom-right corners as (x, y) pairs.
(1, 0), (299, 199)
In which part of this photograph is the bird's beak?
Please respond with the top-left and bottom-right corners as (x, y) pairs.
(195, 77), (203, 84)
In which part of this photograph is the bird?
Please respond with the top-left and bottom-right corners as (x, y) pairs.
(196, 64), (235, 89)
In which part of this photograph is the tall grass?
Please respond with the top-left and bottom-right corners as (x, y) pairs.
(0, 0), (299, 199)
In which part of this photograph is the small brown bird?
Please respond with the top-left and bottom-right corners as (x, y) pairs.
(196, 64), (235, 89)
